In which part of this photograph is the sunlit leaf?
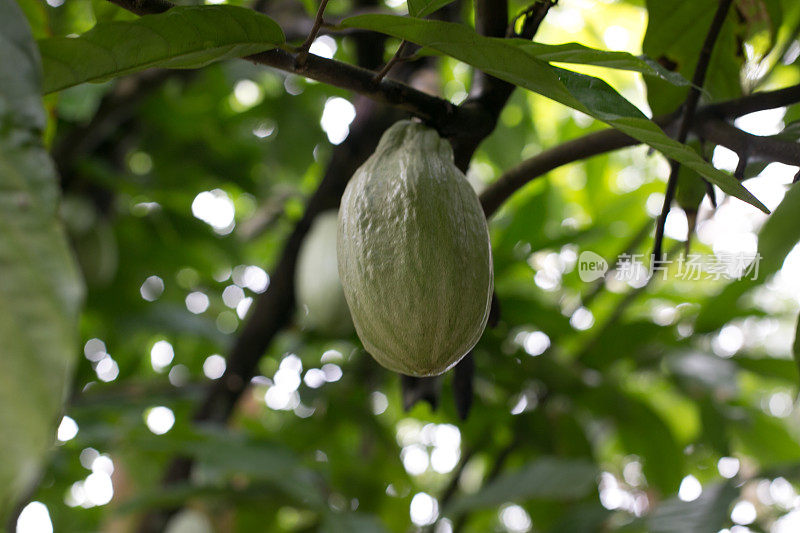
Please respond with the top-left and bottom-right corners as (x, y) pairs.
(517, 42), (690, 86)
(38, 5), (285, 94)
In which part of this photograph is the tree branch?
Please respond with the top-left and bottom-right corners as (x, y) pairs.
(700, 83), (800, 119)
(653, 0), (732, 262)
(245, 48), (479, 136)
(694, 118), (800, 166)
(480, 84), (800, 218)
(452, 0), (553, 167)
(106, 0), (479, 137)
(480, 127), (636, 216)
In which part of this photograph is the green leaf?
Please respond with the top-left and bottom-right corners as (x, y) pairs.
(407, 0), (456, 17)
(548, 503), (611, 533)
(732, 409), (800, 467)
(0, 0), (83, 519)
(320, 511), (389, 533)
(675, 142), (708, 214)
(733, 355), (799, 383)
(186, 431), (327, 509)
(642, 0), (741, 115)
(647, 482), (738, 533)
(342, 15), (767, 213)
(38, 5), (285, 94)
(695, 182), (800, 333)
(605, 392), (684, 494)
(517, 42), (690, 86)
(15, 0), (49, 39)
(445, 457), (597, 517)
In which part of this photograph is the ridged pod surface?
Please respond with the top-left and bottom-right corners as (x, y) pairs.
(337, 120), (493, 377)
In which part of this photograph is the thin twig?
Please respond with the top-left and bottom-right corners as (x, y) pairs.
(295, 0), (331, 67)
(372, 40), (410, 84)
(509, 0), (557, 38)
(653, 0), (733, 262)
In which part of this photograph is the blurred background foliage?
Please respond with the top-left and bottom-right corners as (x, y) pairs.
(9, 0), (800, 531)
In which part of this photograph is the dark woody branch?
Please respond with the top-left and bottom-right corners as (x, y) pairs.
(694, 118), (800, 166)
(246, 48), (478, 137)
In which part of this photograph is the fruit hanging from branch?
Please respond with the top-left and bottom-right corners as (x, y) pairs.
(295, 210), (354, 336)
(338, 120), (493, 377)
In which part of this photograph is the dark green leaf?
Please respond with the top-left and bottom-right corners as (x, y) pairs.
(38, 6), (285, 94)
(734, 355), (799, 383)
(647, 482), (738, 533)
(320, 511), (389, 533)
(407, 0), (456, 17)
(342, 15), (767, 212)
(590, 388), (684, 494)
(733, 409), (800, 467)
(446, 457), (597, 517)
(547, 503), (610, 533)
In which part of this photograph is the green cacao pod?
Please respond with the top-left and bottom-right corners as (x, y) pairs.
(337, 120), (493, 377)
(295, 210), (354, 336)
